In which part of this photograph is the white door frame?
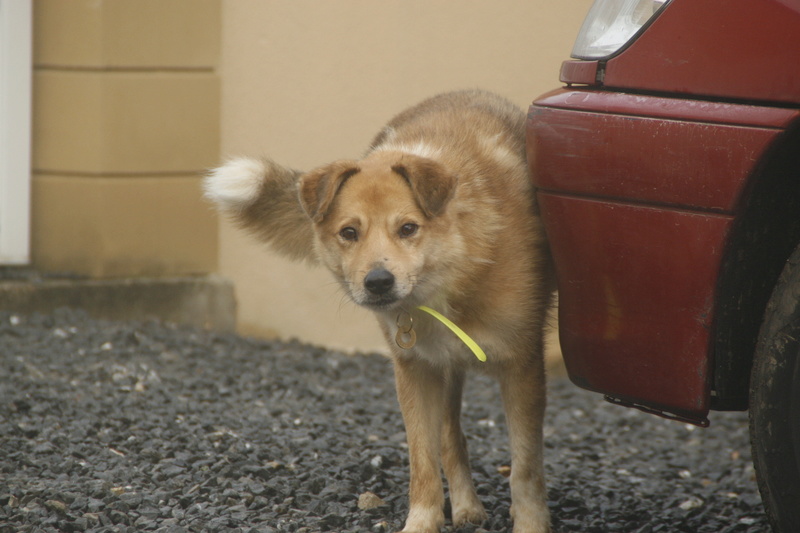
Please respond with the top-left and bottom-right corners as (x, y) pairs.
(0, 1), (32, 264)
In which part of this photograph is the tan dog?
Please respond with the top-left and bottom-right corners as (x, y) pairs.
(204, 90), (555, 533)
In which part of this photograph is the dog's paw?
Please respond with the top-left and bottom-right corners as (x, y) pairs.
(395, 526), (441, 533)
(395, 527), (440, 533)
(204, 157), (265, 209)
(511, 509), (551, 533)
(452, 504), (487, 528)
(397, 505), (444, 533)
(512, 523), (551, 533)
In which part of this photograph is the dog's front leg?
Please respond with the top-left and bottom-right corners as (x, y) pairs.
(441, 368), (486, 527)
(394, 356), (446, 533)
(498, 359), (551, 533)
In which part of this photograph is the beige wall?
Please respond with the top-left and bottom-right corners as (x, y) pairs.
(31, 0), (221, 278)
(219, 1), (591, 352)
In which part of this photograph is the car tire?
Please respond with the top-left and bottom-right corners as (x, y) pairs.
(750, 242), (800, 533)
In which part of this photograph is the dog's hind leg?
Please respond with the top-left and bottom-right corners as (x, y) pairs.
(498, 358), (551, 533)
(394, 357), (446, 533)
(441, 368), (487, 527)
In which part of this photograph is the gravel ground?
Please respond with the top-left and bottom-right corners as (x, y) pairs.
(0, 309), (768, 533)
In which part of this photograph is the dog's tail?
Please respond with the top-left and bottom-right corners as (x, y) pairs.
(204, 157), (317, 264)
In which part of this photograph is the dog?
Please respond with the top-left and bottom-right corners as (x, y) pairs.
(204, 90), (555, 533)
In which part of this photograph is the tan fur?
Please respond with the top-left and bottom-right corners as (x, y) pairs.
(206, 90), (555, 533)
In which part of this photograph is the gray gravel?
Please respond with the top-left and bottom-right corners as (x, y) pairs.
(0, 309), (768, 532)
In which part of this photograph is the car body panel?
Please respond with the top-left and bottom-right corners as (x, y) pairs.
(528, 90), (800, 422)
(538, 192), (731, 418)
(601, 0), (800, 105)
(534, 89), (799, 130)
(530, 91), (795, 213)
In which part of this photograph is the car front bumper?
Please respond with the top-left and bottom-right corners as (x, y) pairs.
(527, 88), (798, 423)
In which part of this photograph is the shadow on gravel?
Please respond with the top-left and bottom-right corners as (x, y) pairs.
(0, 310), (767, 533)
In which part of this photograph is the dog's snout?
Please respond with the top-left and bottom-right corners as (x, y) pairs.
(364, 269), (395, 295)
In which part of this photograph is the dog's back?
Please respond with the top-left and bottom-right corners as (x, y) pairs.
(369, 89), (526, 158)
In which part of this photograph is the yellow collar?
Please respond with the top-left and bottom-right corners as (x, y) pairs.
(395, 306), (487, 362)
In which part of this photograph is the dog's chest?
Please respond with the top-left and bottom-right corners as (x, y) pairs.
(382, 312), (483, 366)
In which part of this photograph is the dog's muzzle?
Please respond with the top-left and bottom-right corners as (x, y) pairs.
(364, 268), (395, 296)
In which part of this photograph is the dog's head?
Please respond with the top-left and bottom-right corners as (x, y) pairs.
(298, 151), (459, 310)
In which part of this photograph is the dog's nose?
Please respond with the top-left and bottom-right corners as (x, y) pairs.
(364, 269), (395, 295)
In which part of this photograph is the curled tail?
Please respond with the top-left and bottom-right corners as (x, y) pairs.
(204, 157), (317, 263)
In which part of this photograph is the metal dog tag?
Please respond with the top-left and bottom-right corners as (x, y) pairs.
(395, 311), (416, 349)
(396, 329), (417, 350)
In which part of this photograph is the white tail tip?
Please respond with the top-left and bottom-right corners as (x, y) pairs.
(204, 157), (265, 208)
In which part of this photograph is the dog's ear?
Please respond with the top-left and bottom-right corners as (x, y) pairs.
(298, 161), (360, 223)
(391, 156), (458, 218)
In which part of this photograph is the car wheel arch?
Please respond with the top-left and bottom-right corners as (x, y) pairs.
(712, 119), (800, 410)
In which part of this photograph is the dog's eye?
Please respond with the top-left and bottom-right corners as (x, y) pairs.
(399, 223), (419, 238)
(339, 227), (358, 242)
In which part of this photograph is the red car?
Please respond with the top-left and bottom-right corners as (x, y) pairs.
(526, 0), (800, 531)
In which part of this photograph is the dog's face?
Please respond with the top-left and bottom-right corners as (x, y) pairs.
(298, 152), (458, 311)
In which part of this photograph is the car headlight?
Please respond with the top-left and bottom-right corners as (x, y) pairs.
(571, 0), (671, 60)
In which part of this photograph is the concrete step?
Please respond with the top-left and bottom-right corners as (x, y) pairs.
(0, 268), (235, 331)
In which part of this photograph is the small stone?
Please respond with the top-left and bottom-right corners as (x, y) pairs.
(372, 521), (391, 533)
(119, 492), (143, 507)
(45, 500), (68, 513)
(65, 516), (89, 532)
(108, 509), (130, 525)
(497, 465), (512, 478)
(679, 497), (703, 511)
(358, 491), (386, 510)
